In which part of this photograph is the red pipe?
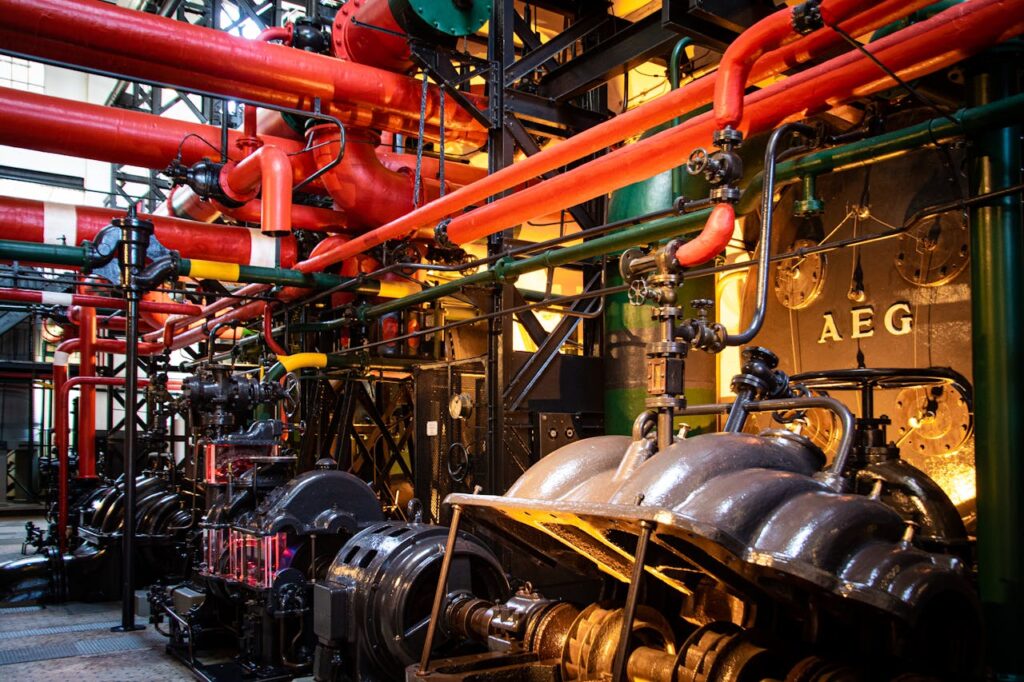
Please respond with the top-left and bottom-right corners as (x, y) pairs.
(260, 0), (934, 254)
(675, 203), (736, 267)
(332, 0), (413, 72)
(310, 126), (440, 228)
(55, 376), (150, 551)
(0, 0), (487, 142)
(0, 287), (203, 315)
(76, 303), (97, 480)
(220, 145), (293, 236)
(714, 0), (868, 130)
(263, 302), (288, 356)
(163, 185), (350, 233)
(440, 0), (1024, 246)
(257, 25), (292, 45)
(0, 196), (298, 267)
(195, 0), (1018, 308)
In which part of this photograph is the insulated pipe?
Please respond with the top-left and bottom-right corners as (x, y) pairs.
(674, 203), (736, 267)
(0, 288), (203, 316)
(55, 376), (150, 552)
(215, 198), (350, 233)
(0, 197), (297, 267)
(0, 0), (486, 141)
(310, 126), (439, 228)
(441, 0), (1024, 246)
(77, 303), (97, 480)
(0, 87), (325, 195)
(253, 0), (934, 256)
(219, 145), (293, 236)
(153, 0), (1006, 347)
(713, 0), (867, 130)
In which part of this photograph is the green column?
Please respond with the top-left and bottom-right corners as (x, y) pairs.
(968, 49), (1024, 679)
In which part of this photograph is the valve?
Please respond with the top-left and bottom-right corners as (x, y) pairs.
(691, 298), (714, 322)
(687, 148), (709, 176)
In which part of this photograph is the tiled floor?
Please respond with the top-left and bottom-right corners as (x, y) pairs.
(0, 516), (193, 681)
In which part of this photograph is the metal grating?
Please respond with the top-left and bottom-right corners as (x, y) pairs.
(0, 620), (115, 640)
(0, 605), (42, 613)
(0, 634), (148, 666)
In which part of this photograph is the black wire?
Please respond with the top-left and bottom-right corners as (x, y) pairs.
(826, 22), (962, 130)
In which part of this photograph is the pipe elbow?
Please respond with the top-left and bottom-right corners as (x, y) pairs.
(257, 145), (293, 236)
(675, 203), (735, 268)
(713, 9), (799, 129)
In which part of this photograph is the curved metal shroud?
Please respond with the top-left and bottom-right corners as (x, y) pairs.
(449, 431), (979, 632)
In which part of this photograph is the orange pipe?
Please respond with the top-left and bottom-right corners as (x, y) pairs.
(275, 0), (935, 256)
(76, 303), (97, 480)
(441, 0), (1024, 246)
(714, 0), (869, 130)
(0, 0), (486, 141)
(220, 145), (293, 236)
(675, 203), (736, 267)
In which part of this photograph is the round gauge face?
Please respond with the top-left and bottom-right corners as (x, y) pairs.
(449, 392), (473, 420)
(893, 384), (973, 462)
(894, 211), (969, 287)
(774, 239), (827, 310)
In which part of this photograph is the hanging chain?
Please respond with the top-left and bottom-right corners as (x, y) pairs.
(413, 70), (429, 208)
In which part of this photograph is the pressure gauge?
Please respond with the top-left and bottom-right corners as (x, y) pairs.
(449, 392), (474, 420)
(893, 384), (973, 460)
(774, 239), (827, 310)
(894, 211), (969, 287)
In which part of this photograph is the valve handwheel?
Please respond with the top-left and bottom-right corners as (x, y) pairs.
(686, 147), (709, 176)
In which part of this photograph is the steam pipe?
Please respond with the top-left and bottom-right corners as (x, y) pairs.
(219, 145), (294, 236)
(713, 0), (867, 130)
(0, 196), (299, 267)
(724, 122), (816, 345)
(233, 0), (933, 257)
(55, 376), (150, 552)
(440, 0), (1024, 247)
(77, 303), (97, 480)
(0, 287), (202, 316)
(0, 0), (487, 141)
(673, 203), (736, 268)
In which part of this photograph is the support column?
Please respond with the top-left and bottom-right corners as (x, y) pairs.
(968, 49), (1024, 680)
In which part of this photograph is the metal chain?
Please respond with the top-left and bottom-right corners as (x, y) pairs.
(438, 84), (446, 197)
(413, 70), (429, 209)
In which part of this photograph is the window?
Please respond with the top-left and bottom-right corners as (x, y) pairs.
(0, 56), (45, 93)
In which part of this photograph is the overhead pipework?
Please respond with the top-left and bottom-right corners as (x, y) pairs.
(0, 0), (1020, 680)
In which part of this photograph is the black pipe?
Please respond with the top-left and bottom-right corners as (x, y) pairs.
(725, 122), (815, 346)
(113, 206), (152, 633)
(611, 518), (653, 682)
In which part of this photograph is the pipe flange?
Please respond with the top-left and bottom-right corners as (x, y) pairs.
(647, 340), (689, 356)
(710, 185), (742, 204)
(434, 218), (455, 249)
(712, 126), (743, 150)
(792, 0), (823, 35)
(646, 396), (686, 410)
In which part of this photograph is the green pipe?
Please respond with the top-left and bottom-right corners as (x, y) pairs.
(0, 240), (91, 267)
(967, 51), (1024, 678)
(736, 91), (1024, 215)
(363, 92), (1024, 321)
(362, 208), (712, 320)
(870, 0), (962, 42)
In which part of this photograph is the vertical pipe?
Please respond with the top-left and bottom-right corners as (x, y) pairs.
(114, 208), (151, 633)
(485, 0), (515, 495)
(968, 49), (1024, 679)
(77, 304), (97, 479)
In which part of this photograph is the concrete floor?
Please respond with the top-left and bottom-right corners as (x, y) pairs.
(0, 515), (194, 681)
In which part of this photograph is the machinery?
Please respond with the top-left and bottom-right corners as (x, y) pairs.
(0, 0), (1020, 680)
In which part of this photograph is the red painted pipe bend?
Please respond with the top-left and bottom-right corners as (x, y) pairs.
(150, 0), (973, 346)
(713, 0), (869, 130)
(220, 145), (293, 236)
(675, 203), (736, 267)
(280, 0), (935, 254)
(0, 0), (486, 141)
(55, 376), (150, 552)
(440, 0), (1024, 246)
(0, 196), (297, 268)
